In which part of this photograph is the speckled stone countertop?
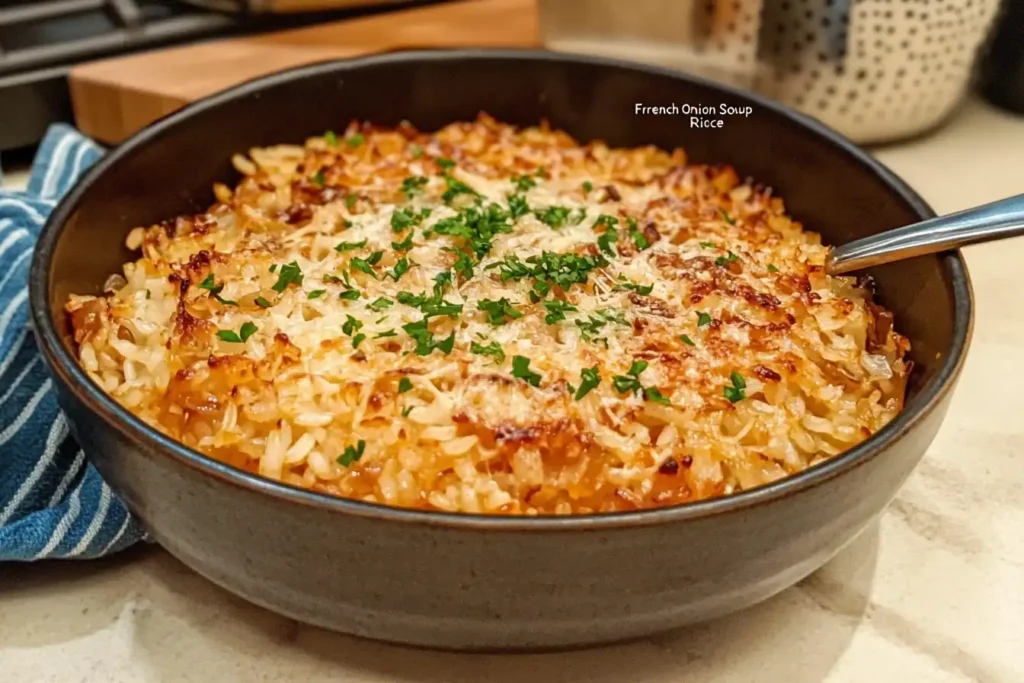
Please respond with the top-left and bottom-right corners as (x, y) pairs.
(2, 98), (1022, 683)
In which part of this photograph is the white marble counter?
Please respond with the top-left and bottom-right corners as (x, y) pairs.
(1, 97), (1022, 682)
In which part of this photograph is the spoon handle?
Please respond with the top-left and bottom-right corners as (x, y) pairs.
(826, 193), (1024, 275)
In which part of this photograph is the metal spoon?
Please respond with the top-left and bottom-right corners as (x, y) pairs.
(825, 193), (1024, 275)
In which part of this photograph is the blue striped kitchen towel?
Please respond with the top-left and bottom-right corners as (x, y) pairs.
(0, 124), (146, 561)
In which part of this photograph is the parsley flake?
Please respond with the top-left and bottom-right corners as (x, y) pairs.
(351, 251), (383, 278)
(347, 133), (365, 148)
(470, 341), (505, 363)
(307, 289), (327, 300)
(272, 261), (304, 292)
(398, 377), (413, 394)
(721, 208), (735, 225)
(511, 356), (542, 387)
(507, 194), (530, 220)
(696, 311), (712, 327)
(368, 297), (393, 312)
(574, 366), (600, 400)
(345, 195), (358, 209)
(255, 296), (272, 308)
(679, 334), (696, 347)
(724, 371), (746, 403)
(336, 240), (366, 252)
(217, 321), (257, 344)
(582, 180), (593, 194)
(511, 174), (537, 193)
(325, 130), (338, 146)
(337, 440), (365, 467)
(478, 298), (523, 325)
(767, 264), (779, 273)
(401, 175), (428, 198)
(387, 257), (410, 281)
(339, 289), (361, 301)
(392, 233), (414, 251)
(542, 299), (578, 324)
(715, 251), (739, 266)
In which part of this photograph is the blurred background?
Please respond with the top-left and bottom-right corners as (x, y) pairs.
(0, 0), (1022, 163)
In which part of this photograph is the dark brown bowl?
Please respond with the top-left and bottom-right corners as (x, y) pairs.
(29, 49), (973, 651)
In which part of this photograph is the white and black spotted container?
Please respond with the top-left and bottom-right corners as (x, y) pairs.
(539, 0), (1004, 143)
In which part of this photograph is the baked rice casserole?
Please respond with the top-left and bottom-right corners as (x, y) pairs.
(66, 115), (911, 515)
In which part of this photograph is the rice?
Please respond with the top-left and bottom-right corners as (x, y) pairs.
(65, 114), (911, 514)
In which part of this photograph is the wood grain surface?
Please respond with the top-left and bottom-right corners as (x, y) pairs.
(69, 0), (539, 144)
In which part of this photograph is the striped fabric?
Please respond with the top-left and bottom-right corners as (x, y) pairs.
(0, 125), (146, 561)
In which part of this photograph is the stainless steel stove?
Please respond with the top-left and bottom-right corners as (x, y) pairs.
(0, 0), (439, 150)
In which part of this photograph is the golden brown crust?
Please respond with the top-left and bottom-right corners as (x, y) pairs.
(65, 114), (910, 515)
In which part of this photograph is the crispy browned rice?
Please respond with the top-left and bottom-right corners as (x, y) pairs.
(66, 114), (911, 515)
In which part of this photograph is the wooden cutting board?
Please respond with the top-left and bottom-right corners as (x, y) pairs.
(69, 0), (540, 144)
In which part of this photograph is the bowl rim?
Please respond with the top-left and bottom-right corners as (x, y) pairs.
(29, 47), (975, 531)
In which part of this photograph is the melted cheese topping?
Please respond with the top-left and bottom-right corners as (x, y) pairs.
(66, 115), (910, 515)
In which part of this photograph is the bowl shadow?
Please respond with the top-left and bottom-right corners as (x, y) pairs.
(0, 523), (880, 682)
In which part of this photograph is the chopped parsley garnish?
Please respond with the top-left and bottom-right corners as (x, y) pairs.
(427, 203), (513, 258)
(535, 166), (549, 179)
(582, 180), (593, 194)
(575, 308), (627, 345)
(724, 371), (746, 403)
(449, 249), (475, 279)
(613, 279), (654, 296)
(216, 321), (257, 344)
(198, 273), (236, 305)
(350, 251), (383, 278)
(436, 157), (456, 172)
(511, 355), (542, 387)
(375, 329), (397, 339)
(488, 250), (608, 296)
(345, 195), (358, 209)
(145, 289), (151, 299)
(368, 297), (393, 312)
(352, 333), (366, 348)
(627, 218), (650, 250)
(401, 406), (415, 417)
(312, 171), (325, 187)
(392, 233), (414, 251)
(325, 130), (338, 146)
(470, 341), (505, 363)
(347, 133), (365, 148)
(594, 214), (619, 229)
(269, 264), (278, 273)
(335, 239), (366, 252)
(542, 299), (578, 324)
(337, 440), (365, 467)
(679, 334), (696, 346)
(696, 311), (713, 327)
(597, 228), (619, 257)
(401, 175), (428, 198)
(387, 257), (410, 281)
(402, 319), (456, 357)
(307, 290), (326, 300)
(339, 289), (361, 301)
(767, 264), (779, 273)
(391, 207), (425, 232)
(644, 387), (671, 405)
(511, 174), (537, 192)
(271, 261), (304, 292)
(255, 296), (272, 308)
(478, 298), (522, 325)
(536, 205), (583, 229)
(398, 377), (413, 393)
(612, 360), (669, 404)
(574, 366), (600, 400)
(721, 208), (735, 225)
(715, 251), (739, 266)
(409, 144), (423, 158)
(441, 175), (479, 205)
(342, 315), (363, 336)
(699, 241), (715, 248)
(507, 194), (530, 220)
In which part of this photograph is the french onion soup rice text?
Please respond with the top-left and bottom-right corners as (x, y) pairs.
(66, 115), (911, 515)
